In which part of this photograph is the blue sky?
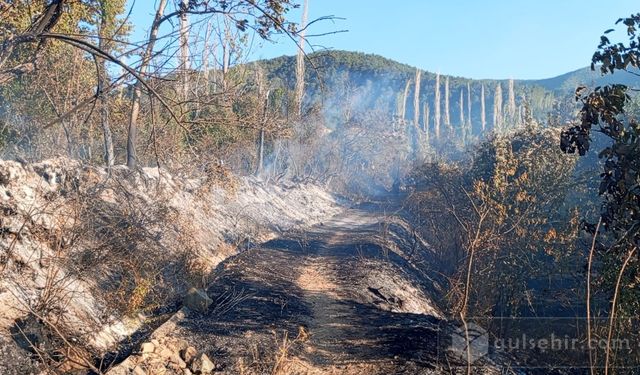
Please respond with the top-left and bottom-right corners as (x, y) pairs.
(127, 0), (638, 80)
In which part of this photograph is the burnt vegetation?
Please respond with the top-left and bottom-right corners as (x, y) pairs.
(1, 1), (640, 374)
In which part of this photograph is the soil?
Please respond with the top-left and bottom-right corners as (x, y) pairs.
(147, 198), (502, 374)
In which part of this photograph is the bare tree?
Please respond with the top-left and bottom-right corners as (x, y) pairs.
(467, 81), (472, 135)
(97, 0), (115, 166)
(507, 78), (516, 127)
(493, 82), (503, 131)
(413, 69), (421, 125)
(411, 69), (422, 156)
(459, 88), (465, 144)
(126, 0), (168, 169)
(179, 0), (190, 101)
(434, 73), (441, 139)
(221, 15), (232, 90)
(399, 78), (411, 122)
(255, 68), (270, 175)
(200, 21), (213, 97)
(481, 84), (486, 133)
(459, 88), (465, 127)
(423, 102), (430, 133)
(293, 0), (309, 118)
(423, 101), (430, 148)
(444, 76), (451, 131)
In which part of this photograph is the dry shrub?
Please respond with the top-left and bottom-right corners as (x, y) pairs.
(236, 328), (309, 375)
(197, 162), (239, 199)
(1, 164), (225, 373)
(409, 128), (583, 317)
(67, 173), (201, 316)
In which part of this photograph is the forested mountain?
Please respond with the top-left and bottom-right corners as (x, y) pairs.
(258, 50), (640, 136)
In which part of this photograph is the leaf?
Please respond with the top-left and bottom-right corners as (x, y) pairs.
(605, 28), (615, 34)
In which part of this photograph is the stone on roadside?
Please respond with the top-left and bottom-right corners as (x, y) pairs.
(141, 342), (155, 353)
(169, 353), (187, 369)
(180, 346), (198, 365)
(159, 348), (174, 360)
(190, 353), (215, 374)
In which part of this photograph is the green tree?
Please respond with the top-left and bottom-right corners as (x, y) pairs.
(560, 13), (640, 370)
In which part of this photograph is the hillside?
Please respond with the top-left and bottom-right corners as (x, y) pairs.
(258, 50), (640, 134)
(0, 159), (341, 374)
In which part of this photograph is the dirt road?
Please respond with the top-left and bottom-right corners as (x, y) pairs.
(161, 201), (461, 374)
(123, 201), (501, 374)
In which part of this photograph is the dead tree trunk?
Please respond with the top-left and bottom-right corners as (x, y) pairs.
(179, 0), (190, 101)
(294, 0), (309, 118)
(459, 88), (465, 144)
(459, 88), (465, 126)
(423, 102), (430, 133)
(400, 78), (411, 122)
(221, 15), (231, 91)
(481, 84), (486, 132)
(126, 0), (167, 169)
(423, 101), (430, 148)
(255, 66), (270, 175)
(412, 69), (422, 155)
(413, 69), (421, 126)
(97, 1), (114, 166)
(493, 82), (503, 132)
(434, 73), (441, 139)
(202, 21), (212, 96)
(467, 82), (472, 136)
(507, 78), (516, 128)
(444, 76), (451, 131)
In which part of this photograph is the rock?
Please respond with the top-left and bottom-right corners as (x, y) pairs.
(183, 369), (193, 375)
(168, 361), (185, 373)
(180, 346), (197, 364)
(159, 348), (174, 360)
(141, 342), (155, 353)
(166, 338), (188, 353)
(147, 364), (167, 375)
(169, 353), (187, 369)
(151, 339), (160, 347)
(183, 288), (212, 313)
(133, 366), (147, 375)
(190, 353), (215, 374)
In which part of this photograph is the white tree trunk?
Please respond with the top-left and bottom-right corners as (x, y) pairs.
(493, 82), (503, 131)
(423, 102), (430, 149)
(467, 82), (472, 135)
(127, 0), (167, 169)
(444, 76), (450, 130)
(222, 15), (231, 90)
(459, 88), (465, 126)
(507, 78), (516, 127)
(179, 0), (190, 100)
(434, 73), (441, 139)
(459, 88), (465, 144)
(413, 69), (421, 126)
(400, 78), (411, 122)
(202, 21), (212, 97)
(481, 84), (486, 132)
(423, 102), (430, 133)
(98, 2), (114, 166)
(294, 0), (309, 118)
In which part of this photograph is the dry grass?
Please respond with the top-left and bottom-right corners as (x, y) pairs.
(237, 328), (310, 375)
